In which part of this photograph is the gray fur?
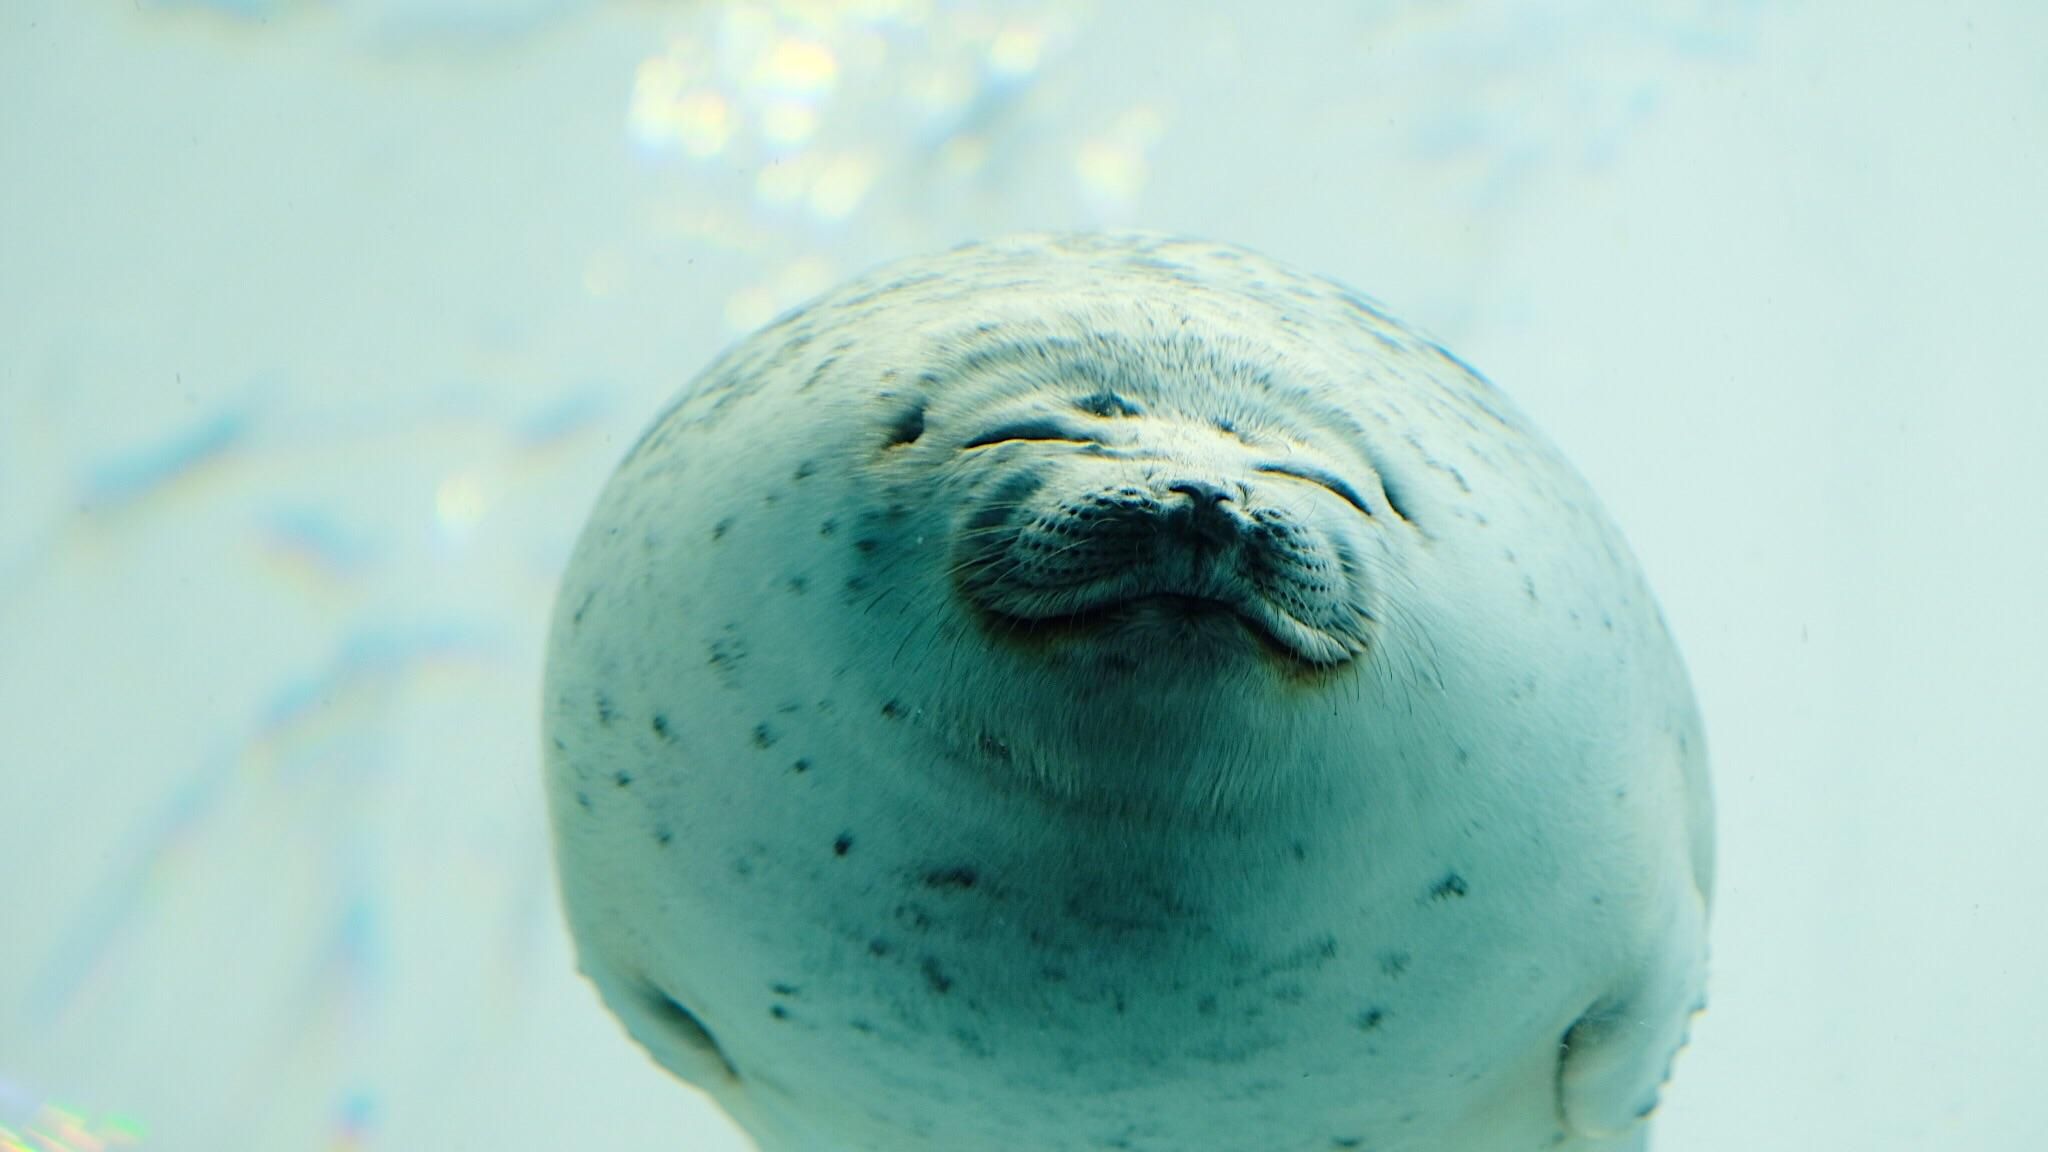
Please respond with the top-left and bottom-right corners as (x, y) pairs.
(544, 233), (1711, 1152)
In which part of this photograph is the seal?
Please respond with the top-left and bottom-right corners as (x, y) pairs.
(543, 233), (1713, 1152)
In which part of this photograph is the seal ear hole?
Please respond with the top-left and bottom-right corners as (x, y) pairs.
(885, 401), (928, 448)
(638, 982), (739, 1079)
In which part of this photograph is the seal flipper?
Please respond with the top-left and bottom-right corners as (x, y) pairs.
(585, 961), (743, 1088)
(1557, 889), (1709, 1139)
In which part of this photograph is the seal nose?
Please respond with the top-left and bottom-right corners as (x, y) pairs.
(1166, 479), (1239, 550)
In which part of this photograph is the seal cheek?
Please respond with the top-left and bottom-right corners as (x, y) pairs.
(947, 465), (1056, 606)
(1240, 513), (1375, 656)
(958, 467), (1048, 537)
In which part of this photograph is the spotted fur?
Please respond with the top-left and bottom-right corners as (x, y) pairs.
(545, 234), (1711, 1152)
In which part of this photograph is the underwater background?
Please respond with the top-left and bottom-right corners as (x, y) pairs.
(3, 1), (2044, 1148)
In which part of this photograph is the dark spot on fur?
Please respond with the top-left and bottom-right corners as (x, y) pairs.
(880, 699), (904, 719)
(753, 723), (778, 749)
(576, 791), (591, 811)
(793, 758), (811, 774)
(655, 826), (673, 846)
(1429, 872), (1469, 901)
(651, 713), (673, 741)
(920, 956), (953, 995)
(712, 516), (734, 541)
(868, 937), (892, 957)
(571, 588), (596, 627)
(978, 732), (1012, 761)
(1075, 390), (1143, 417)
(769, 1004), (789, 1020)
(1355, 1007), (1386, 1032)
(800, 356), (837, 393)
(924, 866), (978, 890)
(794, 460), (816, 480)
(595, 694), (615, 726)
(786, 575), (807, 594)
(1379, 950), (1410, 978)
(614, 771), (633, 788)
(885, 401), (927, 448)
(708, 632), (747, 683)
(819, 517), (837, 536)
(855, 538), (879, 554)
(834, 833), (853, 856)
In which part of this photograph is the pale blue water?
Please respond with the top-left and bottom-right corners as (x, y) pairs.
(3, 1), (2045, 1149)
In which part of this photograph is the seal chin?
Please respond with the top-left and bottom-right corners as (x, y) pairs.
(979, 588), (1364, 670)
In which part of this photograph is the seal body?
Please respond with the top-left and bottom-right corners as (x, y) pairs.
(544, 234), (1712, 1152)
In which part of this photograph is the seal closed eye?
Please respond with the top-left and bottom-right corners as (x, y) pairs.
(961, 417), (1100, 449)
(1254, 461), (1374, 517)
(545, 232), (1712, 1152)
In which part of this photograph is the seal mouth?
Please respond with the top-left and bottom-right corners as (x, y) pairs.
(982, 590), (1358, 669)
(953, 462), (1373, 671)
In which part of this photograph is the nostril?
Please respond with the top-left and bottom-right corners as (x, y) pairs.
(1166, 480), (1239, 547)
(1167, 480), (1233, 509)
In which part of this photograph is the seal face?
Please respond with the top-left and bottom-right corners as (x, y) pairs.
(544, 234), (1713, 1152)
(952, 385), (1377, 671)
